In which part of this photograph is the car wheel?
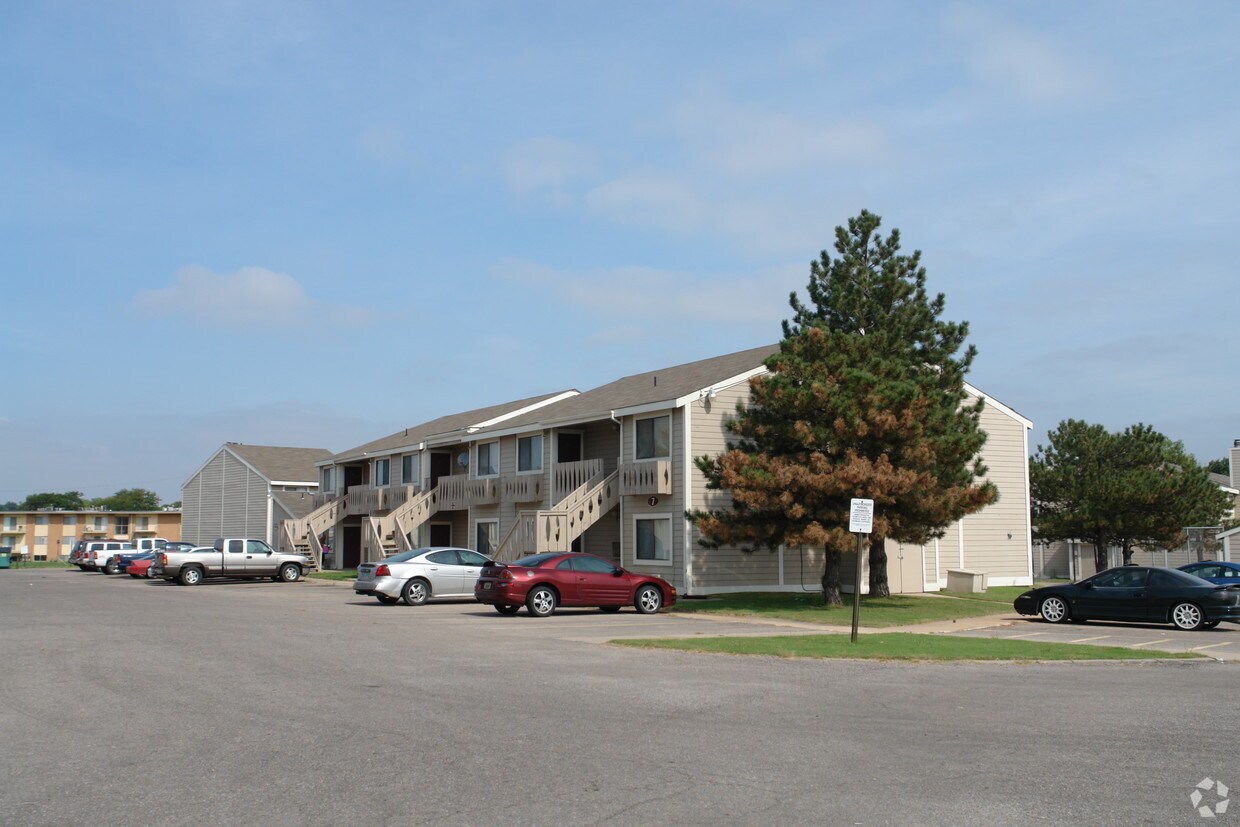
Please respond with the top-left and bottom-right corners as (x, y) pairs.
(278, 564), (301, 583)
(1203, 621), (1220, 629)
(599, 606), (622, 613)
(129, 573), (140, 579)
(402, 578), (429, 606)
(526, 586), (557, 617)
(635, 585), (663, 615)
(376, 595), (399, 605)
(179, 567), (202, 586)
(77, 565), (90, 571)
(1171, 602), (1204, 631)
(494, 604), (520, 615)
(1039, 595), (1069, 623)
(103, 559), (118, 575)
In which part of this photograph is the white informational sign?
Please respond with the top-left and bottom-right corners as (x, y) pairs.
(849, 498), (874, 534)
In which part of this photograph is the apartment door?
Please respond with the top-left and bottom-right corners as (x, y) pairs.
(429, 523), (451, 547)
(344, 465), (365, 492)
(430, 452), (452, 488)
(556, 432), (582, 463)
(342, 526), (361, 569)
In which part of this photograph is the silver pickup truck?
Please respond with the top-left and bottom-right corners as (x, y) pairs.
(155, 538), (311, 586)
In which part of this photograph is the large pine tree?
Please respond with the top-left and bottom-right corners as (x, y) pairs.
(693, 211), (996, 602)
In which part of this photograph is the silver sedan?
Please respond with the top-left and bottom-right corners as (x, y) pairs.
(353, 547), (492, 606)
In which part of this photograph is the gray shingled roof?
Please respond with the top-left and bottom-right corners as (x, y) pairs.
(226, 444), (334, 483)
(332, 391), (573, 460)
(1210, 472), (1236, 490)
(470, 344), (780, 436)
(272, 490), (321, 520)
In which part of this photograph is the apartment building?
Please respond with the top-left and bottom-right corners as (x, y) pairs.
(181, 443), (333, 546)
(283, 345), (1034, 595)
(0, 509), (181, 561)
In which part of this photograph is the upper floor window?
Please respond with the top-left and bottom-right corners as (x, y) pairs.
(373, 458), (391, 486)
(517, 435), (543, 473)
(402, 453), (421, 486)
(321, 467), (335, 493)
(36, 515), (49, 526)
(114, 517), (129, 534)
(63, 516), (77, 526)
(635, 415), (671, 460)
(136, 517), (150, 531)
(477, 442), (499, 477)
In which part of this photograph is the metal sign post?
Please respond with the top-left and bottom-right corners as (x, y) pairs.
(848, 499), (874, 644)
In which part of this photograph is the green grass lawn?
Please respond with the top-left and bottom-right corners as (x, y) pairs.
(672, 591), (1013, 627)
(307, 568), (357, 581)
(615, 633), (1200, 661)
(940, 586), (1029, 605)
(5, 560), (72, 569)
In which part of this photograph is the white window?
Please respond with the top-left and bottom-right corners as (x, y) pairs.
(475, 519), (499, 557)
(3, 517), (15, 530)
(93, 518), (107, 531)
(634, 515), (673, 565)
(374, 458), (390, 486)
(635, 415), (671, 460)
(34, 536), (47, 546)
(136, 517), (150, 531)
(114, 517), (129, 535)
(321, 467), (335, 493)
(517, 434), (543, 473)
(36, 515), (49, 526)
(63, 516), (77, 526)
(476, 441), (499, 477)
(402, 453), (421, 486)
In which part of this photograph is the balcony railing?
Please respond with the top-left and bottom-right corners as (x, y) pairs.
(503, 474), (544, 502)
(346, 485), (387, 515)
(312, 491), (338, 510)
(437, 475), (501, 509)
(552, 459), (604, 504)
(620, 460), (672, 496)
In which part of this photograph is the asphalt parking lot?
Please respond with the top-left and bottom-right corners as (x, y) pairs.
(3, 569), (1238, 826)
(945, 615), (1240, 660)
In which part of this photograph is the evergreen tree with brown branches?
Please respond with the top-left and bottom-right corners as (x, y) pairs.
(692, 211), (996, 602)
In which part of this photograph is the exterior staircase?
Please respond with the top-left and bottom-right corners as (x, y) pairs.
(492, 468), (619, 562)
(279, 493), (347, 570)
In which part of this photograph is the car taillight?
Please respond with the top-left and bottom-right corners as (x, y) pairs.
(500, 569), (514, 581)
(158, 553), (166, 564)
(375, 565), (390, 576)
(91, 552), (98, 560)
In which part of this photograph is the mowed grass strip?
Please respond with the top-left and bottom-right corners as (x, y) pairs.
(307, 568), (358, 581)
(672, 592), (1011, 627)
(614, 633), (1201, 661)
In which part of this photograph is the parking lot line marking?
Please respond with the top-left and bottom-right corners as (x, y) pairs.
(1188, 642), (1233, 652)
(1067, 635), (1113, 643)
(1005, 631), (1049, 639)
(1129, 638), (1174, 648)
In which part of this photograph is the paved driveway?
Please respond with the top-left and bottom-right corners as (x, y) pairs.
(942, 614), (1240, 660)
(4, 569), (1239, 826)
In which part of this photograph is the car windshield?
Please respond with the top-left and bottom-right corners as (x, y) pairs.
(1161, 568), (1213, 586)
(383, 551), (421, 563)
(511, 553), (563, 568)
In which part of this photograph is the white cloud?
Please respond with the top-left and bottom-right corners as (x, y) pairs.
(946, 6), (1103, 104)
(496, 257), (801, 330)
(503, 136), (598, 195)
(133, 266), (372, 329)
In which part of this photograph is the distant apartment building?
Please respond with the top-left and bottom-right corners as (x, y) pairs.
(0, 509), (181, 561)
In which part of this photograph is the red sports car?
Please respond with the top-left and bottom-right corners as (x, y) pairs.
(475, 552), (676, 617)
(127, 556), (156, 578)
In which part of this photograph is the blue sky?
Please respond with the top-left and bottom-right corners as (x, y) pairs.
(2, 1), (1238, 503)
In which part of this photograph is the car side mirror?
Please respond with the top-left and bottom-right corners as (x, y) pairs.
(613, 568), (624, 577)
(1080, 582), (1093, 589)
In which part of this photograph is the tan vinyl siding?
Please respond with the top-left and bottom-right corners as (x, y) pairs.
(621, 407), (684, 589)
(195, 451), (225, 545)
(583, 509), (620, 561)
(181, 473), (203, 545)
(956, 403), (1031, 583)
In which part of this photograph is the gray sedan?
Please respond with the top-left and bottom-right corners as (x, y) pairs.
(353, 547), (492, 606)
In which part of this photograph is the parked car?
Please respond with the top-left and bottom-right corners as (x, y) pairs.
(1014, 566), (1240, 630)
(354, 547), (492, 606)
(127, 554), (159, 578)
(156, 538), (311, 585)
(87, 541), (137, 574)
(162, 541), (197, 554)
(1179, 561), (1240, 585)
(70, 539), (125, 570)
(117, 551), (158, 575)
(474, 552), (677, 617)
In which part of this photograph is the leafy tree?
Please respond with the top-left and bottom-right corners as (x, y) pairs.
(691, 211), (996, 603)
(1031, 421), (1233, 569)
(168, 501), (182, 509)
(20, 491), (86, 510)
(97, 488), (161, 511)
(0, 501), (19, 511)
(1206, 457), (1230, 477)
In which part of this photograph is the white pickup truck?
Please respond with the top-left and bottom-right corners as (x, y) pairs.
(154, 538), (311, 586)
